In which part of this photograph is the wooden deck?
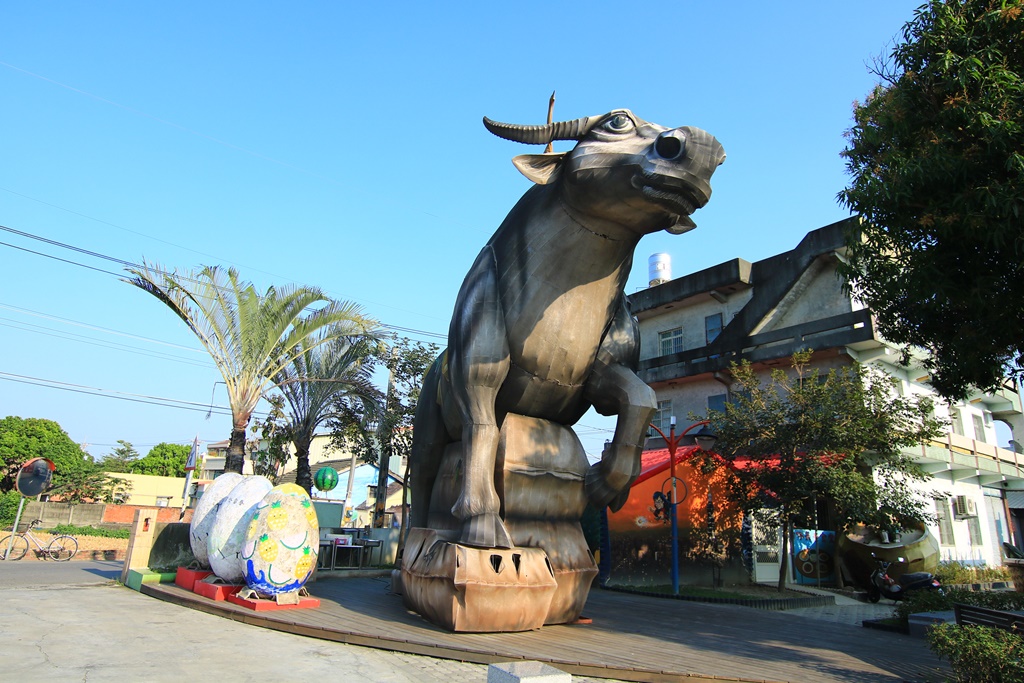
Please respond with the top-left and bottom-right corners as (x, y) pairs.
(143, 575), (949, 683)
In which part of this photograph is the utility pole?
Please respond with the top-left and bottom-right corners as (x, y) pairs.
(372, 344), (397, 528)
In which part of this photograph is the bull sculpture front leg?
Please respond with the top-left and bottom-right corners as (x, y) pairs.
(583, 299), (657, 511)
(447, 248), (514, 549)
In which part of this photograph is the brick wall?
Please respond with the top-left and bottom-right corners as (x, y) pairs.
(102, 504), (193, 525)
(19, 501), (192, 529)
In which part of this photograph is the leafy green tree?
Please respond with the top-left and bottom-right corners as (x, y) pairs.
(49, 468), (132, 504)
(330, 337), (438, 526)
(136, 442), (192, 477)
(124, 263), (373, 473)
(269, 332), (382, 494)
(1, 490), (21, 527)
(0, 416), (93, 494)
(839, 0), (1024, 399)
(707, 352), (944, 590)
(99, 440), (140, 473)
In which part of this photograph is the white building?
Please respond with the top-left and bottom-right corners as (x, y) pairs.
(628, 218), (1024, 570)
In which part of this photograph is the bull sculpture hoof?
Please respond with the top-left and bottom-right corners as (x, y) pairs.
(459, 512), (514, 549)
(584, 443), (643, 511)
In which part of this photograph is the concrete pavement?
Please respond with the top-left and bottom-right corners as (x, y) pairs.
(780, 585), (900, 626)
(0, 562), (628, 683)
(0, 561), (900, 683)
(0, 582), (508, 682)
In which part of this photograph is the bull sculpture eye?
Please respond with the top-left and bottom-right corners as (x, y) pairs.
(603, 114), (633, 133)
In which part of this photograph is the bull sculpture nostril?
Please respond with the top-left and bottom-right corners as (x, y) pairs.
(655, 131), (685, 160)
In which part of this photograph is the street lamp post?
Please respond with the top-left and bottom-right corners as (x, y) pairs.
(648, 417), (717, 595)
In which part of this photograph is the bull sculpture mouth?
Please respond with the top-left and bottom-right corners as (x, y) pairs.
(632, 171), (703, 224)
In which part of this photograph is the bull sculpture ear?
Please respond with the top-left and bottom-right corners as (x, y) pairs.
(512, 153), (566, 185)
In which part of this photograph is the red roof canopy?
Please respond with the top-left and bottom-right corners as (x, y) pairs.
(634, 445), (738, 486)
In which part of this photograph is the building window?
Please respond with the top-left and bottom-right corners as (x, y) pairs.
(972, 414), (986, 443)
(659, 328), (684, 356)
(967, 516), (984, 546)
(707, 393), (727, 415)
(155, 496), (171, 508)
(950, 408), (964, 436)
(651, 400), (672, 435)
(705, 313), (724, 344)
(935, 498), (955, 546)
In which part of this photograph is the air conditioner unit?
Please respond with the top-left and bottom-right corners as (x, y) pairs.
(954, 495), (978, 517)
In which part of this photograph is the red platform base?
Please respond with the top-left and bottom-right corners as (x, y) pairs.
(193, 579), (242, 601)
(226, 593), (321, 611)
(175, 567), (213, 592)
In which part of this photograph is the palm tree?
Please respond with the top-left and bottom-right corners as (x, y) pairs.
(124, 262), (372, 473)
(273, 333), (383, 494)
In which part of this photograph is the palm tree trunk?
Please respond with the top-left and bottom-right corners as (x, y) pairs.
(225, 427), (247, 473)
(295, 436), (313, 495)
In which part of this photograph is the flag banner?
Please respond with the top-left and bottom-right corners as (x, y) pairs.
(185, 436), (200, 472)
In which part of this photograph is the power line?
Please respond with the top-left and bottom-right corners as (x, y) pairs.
(0, 318), (214, 369)
(0, 184), (274, 273)
(0, 238), (124, 277)
(0, 222), (448, 342)
(0, 369), (270, 418)
(0, 302), (207, 353)
(1, 186), (452, 326)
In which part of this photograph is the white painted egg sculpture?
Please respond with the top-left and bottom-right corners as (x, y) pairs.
(189, 472), (243, 568)
(207, 476), (274, 583)
(242, 485), (320, 595)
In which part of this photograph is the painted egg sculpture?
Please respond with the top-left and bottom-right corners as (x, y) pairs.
(207, 476), (274, 583)
(189, 472), (243, 568)
(242, 485), (320, 595)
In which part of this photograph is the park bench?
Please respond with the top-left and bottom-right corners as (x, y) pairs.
(954, 603), (1024, 634)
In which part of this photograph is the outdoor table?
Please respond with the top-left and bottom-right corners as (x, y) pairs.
(317, 542), (333, 570)
(359, 538), (383, 566)
(331, 541), (364, 570)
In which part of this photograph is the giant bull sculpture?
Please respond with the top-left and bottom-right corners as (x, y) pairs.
(410, 109), (725, 549)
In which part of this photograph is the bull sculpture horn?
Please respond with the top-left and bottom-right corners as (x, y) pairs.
(483, 115), (598, 145)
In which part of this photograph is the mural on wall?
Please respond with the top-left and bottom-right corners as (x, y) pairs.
(606, 445), (745, 586)
(792, 529), (836, 585)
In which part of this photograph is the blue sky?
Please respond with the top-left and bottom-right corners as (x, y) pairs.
(0, 2), (926, 461)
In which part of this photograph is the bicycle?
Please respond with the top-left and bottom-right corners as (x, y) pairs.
(0, 519), (78, 561)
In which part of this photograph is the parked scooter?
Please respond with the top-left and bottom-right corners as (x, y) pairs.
(867, 552), (942, 602)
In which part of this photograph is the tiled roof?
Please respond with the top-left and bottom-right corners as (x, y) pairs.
(275, 459), (355, 486)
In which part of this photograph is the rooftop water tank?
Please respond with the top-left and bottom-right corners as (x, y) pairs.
(648, 253), (671, 287)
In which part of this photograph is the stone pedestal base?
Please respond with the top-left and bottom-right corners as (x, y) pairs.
(420, 414), (598, 627)
(401, 528), (557, 632)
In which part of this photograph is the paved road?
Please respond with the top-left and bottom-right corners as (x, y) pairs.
(0, 558), (122, 589)
(0, 561), (625, 682)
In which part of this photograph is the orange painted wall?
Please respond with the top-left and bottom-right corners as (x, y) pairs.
(605, 446), (744, 584)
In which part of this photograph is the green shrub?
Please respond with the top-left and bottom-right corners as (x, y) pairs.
(936, 560), (1011, 585)
(0, 491), (21, 528)
(927, 623), (1024, 683)
(50, 524), (130, 539)
(894, 588), (1024, 626)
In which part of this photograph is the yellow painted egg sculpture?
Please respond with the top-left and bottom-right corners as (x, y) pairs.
(242, 485), (319, 595)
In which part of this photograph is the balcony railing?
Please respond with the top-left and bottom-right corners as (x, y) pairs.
(911, 432), (1023, 483)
